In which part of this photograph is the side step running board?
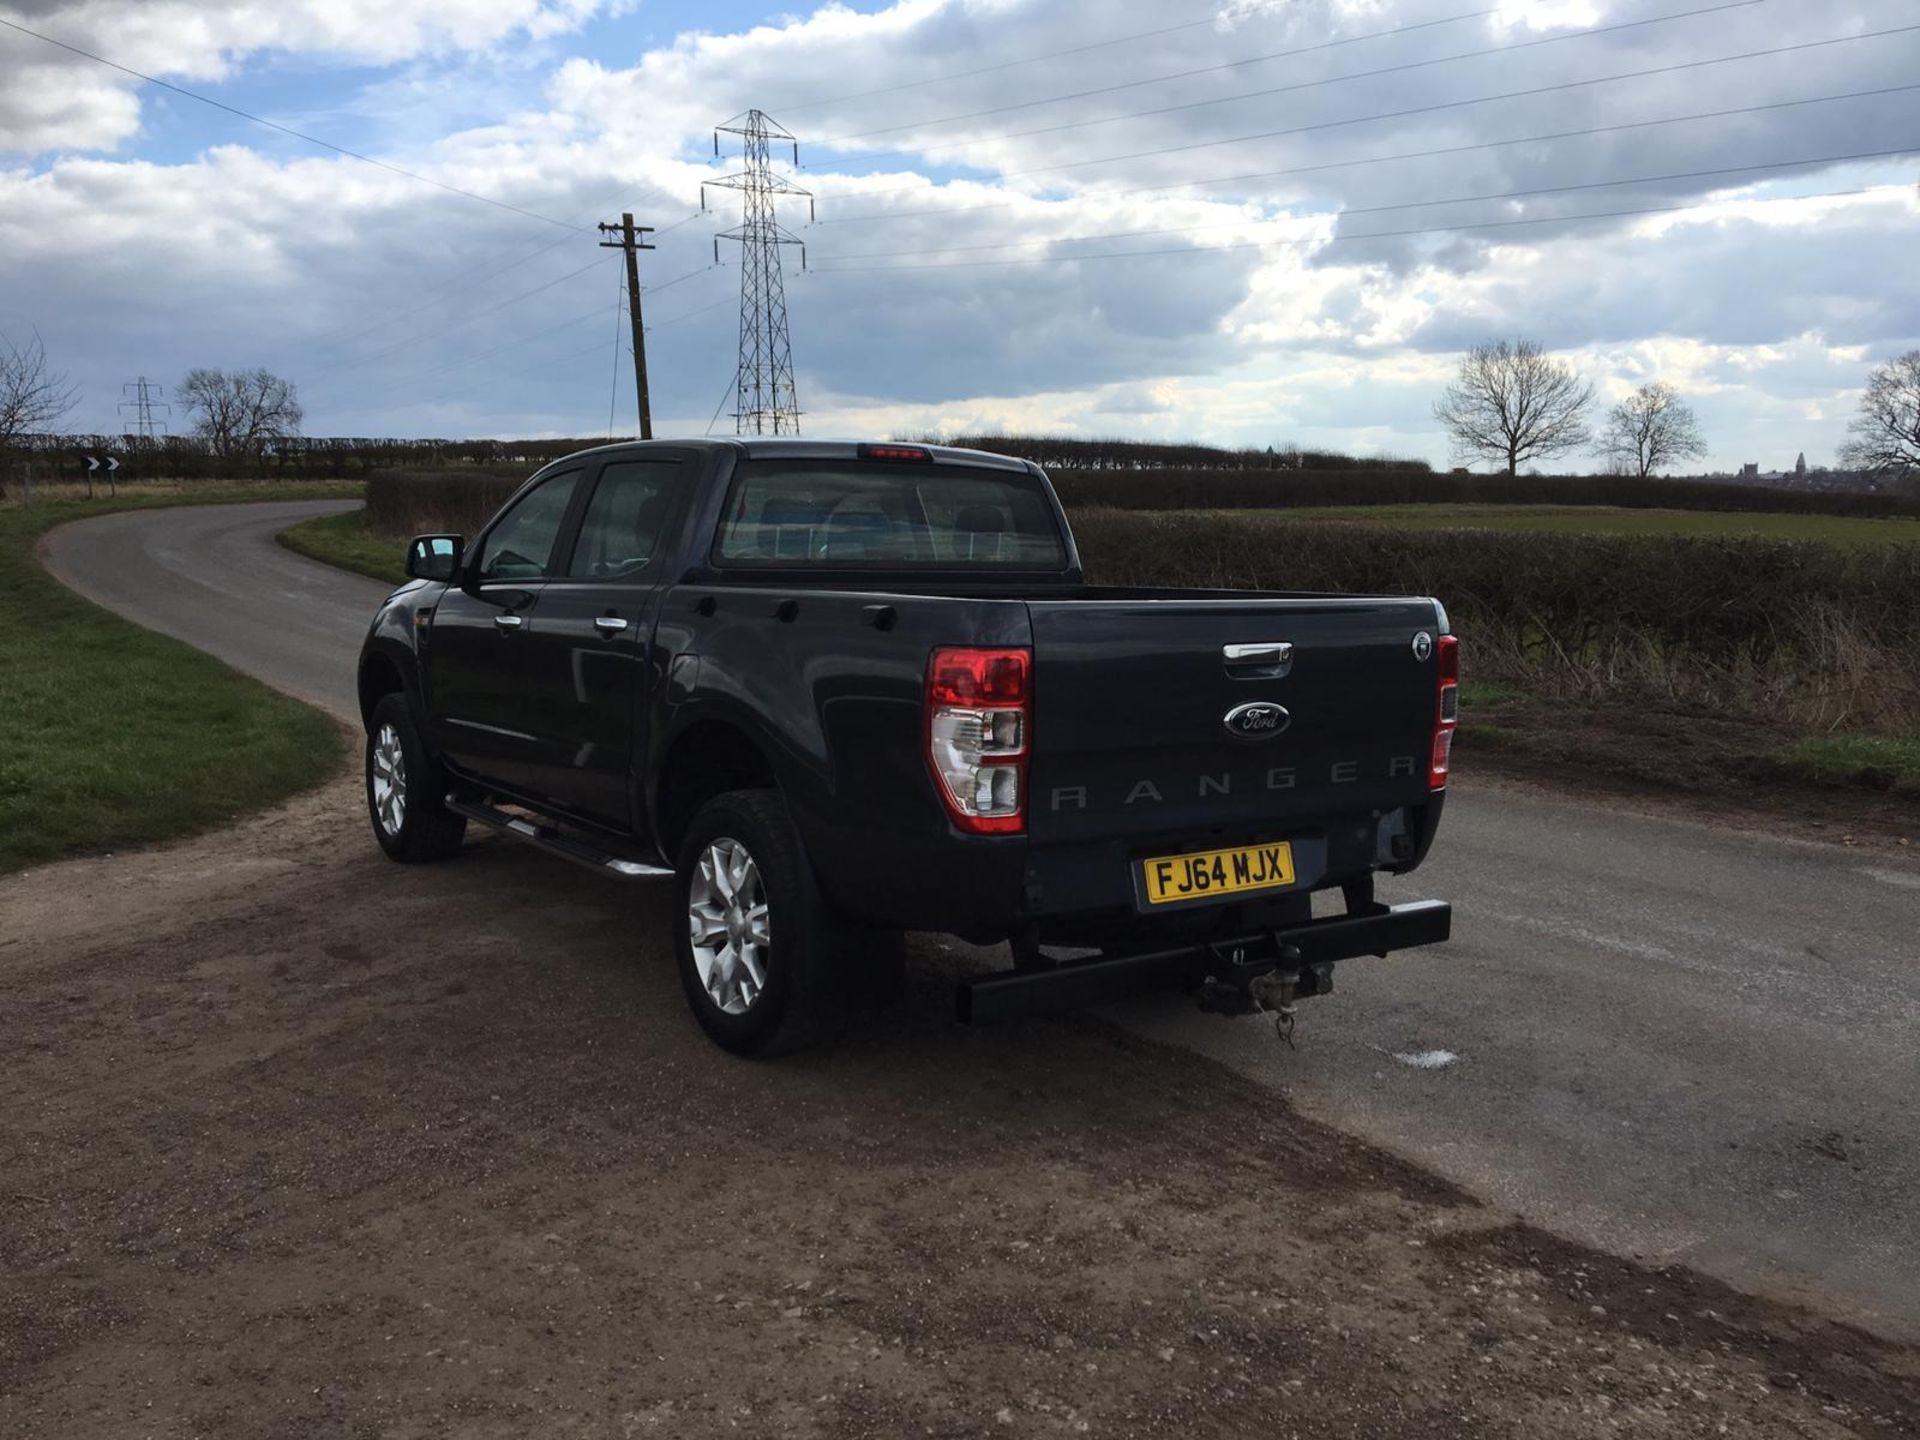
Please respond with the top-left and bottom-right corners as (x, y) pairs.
(445, 794), (673, 880)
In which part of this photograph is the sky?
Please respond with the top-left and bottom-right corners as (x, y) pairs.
(1, 0), (1916, 470)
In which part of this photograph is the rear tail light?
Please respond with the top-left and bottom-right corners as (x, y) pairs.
(859, 443), (932, 462)
(927, 647), (1030, 834)
(1431, 634), (1459, 789)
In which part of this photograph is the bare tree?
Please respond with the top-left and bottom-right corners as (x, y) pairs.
(0, 329), (80, 499)
(1433, 338), (1594, 476)
(179, 367), (304, 459)
(1599, 381), (1708, 478)
(1837, 350), (1920, 477)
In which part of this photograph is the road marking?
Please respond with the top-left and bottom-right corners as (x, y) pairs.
(1392, 1049), (1458, 1070)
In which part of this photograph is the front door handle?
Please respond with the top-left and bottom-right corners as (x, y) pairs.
(593, 615), (630, 635)
(493, 613), (525, 631)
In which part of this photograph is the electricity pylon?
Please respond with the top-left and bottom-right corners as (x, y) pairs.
(119, 377), (169, 440)
(704, 111), (812, 435)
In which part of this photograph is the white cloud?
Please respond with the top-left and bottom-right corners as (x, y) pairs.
(0, 0), (1915, 471)
(0, 0), (621, 153)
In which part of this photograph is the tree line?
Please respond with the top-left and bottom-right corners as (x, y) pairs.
(6, 325), (1919, 494)
(1, 335), (308, 496)
(1434, 338), (1920, 482)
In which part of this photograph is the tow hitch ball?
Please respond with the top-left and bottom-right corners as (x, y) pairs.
(1196, 942), (1334, 1021)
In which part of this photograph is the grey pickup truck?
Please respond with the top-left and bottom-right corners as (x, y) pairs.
(357, 438), (1454, 1054)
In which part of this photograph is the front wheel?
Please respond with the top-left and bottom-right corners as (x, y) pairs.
(673, 789), (835, 1056)
(365, 693), (467, 862)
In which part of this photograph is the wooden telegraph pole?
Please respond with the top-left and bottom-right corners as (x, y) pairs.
(597, 214), (656, 440)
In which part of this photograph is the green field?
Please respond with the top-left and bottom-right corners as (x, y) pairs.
(2, 483), (359, 874)
(1259, 504), (1920, 546)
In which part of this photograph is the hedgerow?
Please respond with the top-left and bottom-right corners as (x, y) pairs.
(1072, 509), (1920, 730)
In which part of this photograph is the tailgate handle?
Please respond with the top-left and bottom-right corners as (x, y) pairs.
(1223, 642), (1293, 676)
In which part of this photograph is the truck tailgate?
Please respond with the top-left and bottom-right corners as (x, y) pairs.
(1025, 595), (1443, 847)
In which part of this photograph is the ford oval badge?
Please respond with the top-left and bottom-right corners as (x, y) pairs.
(1223, 700), (1290, 741)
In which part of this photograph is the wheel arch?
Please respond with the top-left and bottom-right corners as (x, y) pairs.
(650, 718), (781, 862)
(357, 640), (419, 731)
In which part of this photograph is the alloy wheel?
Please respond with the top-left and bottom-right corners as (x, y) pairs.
(371, 723), (408, 837)
(687, 837), (771, 1015)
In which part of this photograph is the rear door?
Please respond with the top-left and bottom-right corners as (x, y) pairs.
(1025, 595), (1442, 851)
(426, 467), (584, 785)
(514, 453), (692, 826)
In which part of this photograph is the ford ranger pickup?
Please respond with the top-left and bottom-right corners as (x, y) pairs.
(356, 438), (1455, 1054)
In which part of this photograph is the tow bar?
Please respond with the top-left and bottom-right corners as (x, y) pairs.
(1197, 939), (1337, 1045)
(954, 899), (1450, 1025)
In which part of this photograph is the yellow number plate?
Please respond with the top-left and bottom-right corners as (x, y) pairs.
(1139, 842), (1296, 907)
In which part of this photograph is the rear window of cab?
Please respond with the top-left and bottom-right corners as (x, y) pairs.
(714, 461), (1067, 569)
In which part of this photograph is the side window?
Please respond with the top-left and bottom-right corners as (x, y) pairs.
(475, 470), (581, 582)
(567, 461), (681, 579)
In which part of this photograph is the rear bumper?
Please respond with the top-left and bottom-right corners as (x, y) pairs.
(808, 793), (1447, 937)
(956, 898), (1451, 1024)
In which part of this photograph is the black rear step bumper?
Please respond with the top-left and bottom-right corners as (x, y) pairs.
(955, 899), (1451, 1024)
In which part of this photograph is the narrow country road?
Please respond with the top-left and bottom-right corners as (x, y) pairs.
(40, 499), (373, 715)
(41, 500), (1920, 1340)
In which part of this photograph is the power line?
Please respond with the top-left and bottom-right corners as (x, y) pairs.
(815, 0), (1766, 164)
(332, 262), (733, 401)
(653, 211), (709, 238)
(410, 298), (622, 383)
(0, 14), (578, 230)
(306, 205), (710, 375)
(309, 226), (586, 353)
(814, 82), (1920, 226)
(310, 254), (617, 376)
(646, 294), (736, 334)
(308, 196), (705, 353)
(608, 266), (625, 440)
(835, 21), (1920, 200)
(816, 146), (1920, 263)
(808, 183), (1904, 274)
(327, 294), (621, 396)
(704, 374), (736, 438)
(642, 265), (716, 298)
(768, 0), (1299, 117)
(815, 5), (1496, 145)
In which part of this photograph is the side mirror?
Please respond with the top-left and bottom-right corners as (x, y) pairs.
(406, 534), (463, 583)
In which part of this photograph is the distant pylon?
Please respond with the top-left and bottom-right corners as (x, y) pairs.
(704, 110), (812, 435)
(119, 376), (169, 440)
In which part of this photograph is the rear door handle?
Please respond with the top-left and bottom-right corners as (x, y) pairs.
(593, 615), (630, 634)
(493, 613), (525, 631)
(1223, 642), (1292, 674)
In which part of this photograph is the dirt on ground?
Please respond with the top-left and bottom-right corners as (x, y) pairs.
(1462, 700), (1918, 851)
(2, 758), (1916, 1438)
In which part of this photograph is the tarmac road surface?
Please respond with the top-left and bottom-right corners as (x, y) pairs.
(42, 499), (1920, 1339)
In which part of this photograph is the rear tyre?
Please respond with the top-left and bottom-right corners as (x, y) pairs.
(674, 789), (836, 1057)
(366, 692), (467, 863)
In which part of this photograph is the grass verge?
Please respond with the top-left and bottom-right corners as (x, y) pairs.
(1, 483), (360, 874)
(1780, 735), (1920, 794)
(278, 507), (406, 585)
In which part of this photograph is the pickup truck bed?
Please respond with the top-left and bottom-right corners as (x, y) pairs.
(357, 439), (1454, 1054)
